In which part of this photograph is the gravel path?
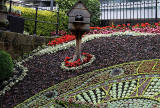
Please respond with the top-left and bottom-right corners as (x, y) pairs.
(1, 35), (160, 108)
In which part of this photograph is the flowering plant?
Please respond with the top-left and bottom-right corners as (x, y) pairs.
(89, 22), (160, 34)
(48, 34), (75, 46)
(64, 52), (92, 67)
(48, 22), (160, 47)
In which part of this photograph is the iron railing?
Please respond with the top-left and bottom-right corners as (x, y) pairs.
(100, 0), (160, 26)
(6, 0), (59, 36)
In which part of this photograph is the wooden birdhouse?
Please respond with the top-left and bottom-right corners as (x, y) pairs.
(67, 0), (91, 32)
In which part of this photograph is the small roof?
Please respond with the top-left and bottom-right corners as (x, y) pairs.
(67, 0), (91, 16)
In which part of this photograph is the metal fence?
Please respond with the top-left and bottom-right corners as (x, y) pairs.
(100, 0), (160, 26)
(6, 0), (59, 36)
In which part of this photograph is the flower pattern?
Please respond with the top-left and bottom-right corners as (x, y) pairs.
(14, 59), (160, 108)
(7, 27), (160, 107)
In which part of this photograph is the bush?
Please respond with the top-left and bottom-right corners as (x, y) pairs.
(0, 50), (14, 81)
(55, 0), (100, 26)
(13, 6), (68, 36)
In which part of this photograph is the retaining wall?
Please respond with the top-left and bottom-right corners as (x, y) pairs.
(0, 31), (55, 59)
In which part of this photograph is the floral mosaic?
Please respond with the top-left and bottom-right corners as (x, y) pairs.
(14, 59), (160, 108)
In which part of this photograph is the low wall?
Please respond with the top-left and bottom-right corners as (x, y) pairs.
(0, 31), (56, 59)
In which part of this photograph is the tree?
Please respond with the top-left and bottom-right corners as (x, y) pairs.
(55, 0), (100, 26)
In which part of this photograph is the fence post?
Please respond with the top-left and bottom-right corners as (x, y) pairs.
(56, 4), (59, 36)
(50, 0), (54, 11)
(9, 0), (12, 14)
(33, 5), (38, 36)
(155, 0), (158, 22)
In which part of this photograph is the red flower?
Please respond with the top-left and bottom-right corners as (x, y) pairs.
(135, 23), (140, 27)
(96, 27), (101, 30)
(122, 24), (126, 27)
(64, 57), (70, 62)
(82, 52), (87, 55)
(127, 23), (131, 26)
(48, 34), (76, 46)
(112, 25), (115, 28)
(106, 26), (110, 28)
(155, 23), (159, 26)
(117, 25), (121, 27)
(141, 23), (146, 27)
(102, 27), (107, 29)
(145, 22), (149, 25)
(90, 27), (95, 29)
(64, 52), (93, 68)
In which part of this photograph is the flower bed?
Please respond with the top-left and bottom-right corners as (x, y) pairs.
(89, 22), (160, 34)
(48, 34), (75, 46)
(14, 59), (160, 108)
(1, 31), (160, 108)
(61, 53), (96, 71)
(48, 22), (160, 47)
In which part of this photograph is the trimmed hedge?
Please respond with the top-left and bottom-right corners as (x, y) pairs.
(13, 6), (68, 36)
(0, 50), (13, 81)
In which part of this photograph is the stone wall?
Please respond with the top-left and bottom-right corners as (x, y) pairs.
(0, 31), (56, 59)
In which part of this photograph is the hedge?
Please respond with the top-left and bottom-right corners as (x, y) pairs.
(0, 50), (13, 81)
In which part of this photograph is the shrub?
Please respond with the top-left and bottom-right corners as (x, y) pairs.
(13, 6), (68, 36)
(0, 50), (14, 81)
(55, 0), (100, 26)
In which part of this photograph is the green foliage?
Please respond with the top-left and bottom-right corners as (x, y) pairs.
(55, 0), (100, 26)
(6, 5), (21, 15)
(0, 50), (13, 81)
(13, 6), (68, 36)
(55, 99), (91, 108)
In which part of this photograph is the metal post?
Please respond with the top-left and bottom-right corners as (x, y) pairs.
(155, 0), (158, 22)
(120, 0), (121, 24)
(107, 2), (108, 23)
(56, 4), (59, 36)
(123, 0), (124, 24)
(140, 0), (142, 23)
(126, 0), (127, 23)
(148, 0), (149, 22)
(144, 0), (145, 22)
(116, 1), (118, 22)
(133, 1), (134, 21)
(113, 0), (114, 22)
(104, 2), (105, 25)
(109, 1), (112, 21)
(9, 0), (12, 14)
(130, 1), (131, 23)
(137, 1), (139, 22)
(101, 2), (103, 26)
(50, 0), (54, 11)
(33, 5), (38, 36)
